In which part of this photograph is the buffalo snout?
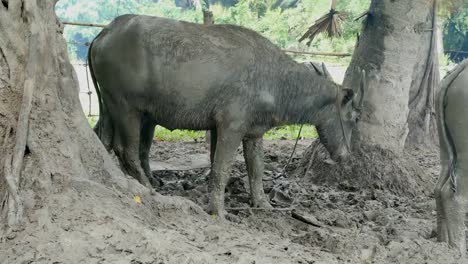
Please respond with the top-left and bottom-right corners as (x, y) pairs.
(330, 146), (350, 163)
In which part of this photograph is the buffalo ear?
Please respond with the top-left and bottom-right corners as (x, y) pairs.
(321, 62), (334, 82)
(341, 88), (355, 105)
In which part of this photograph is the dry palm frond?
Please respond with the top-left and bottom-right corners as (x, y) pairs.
(299, 0), (346, 46)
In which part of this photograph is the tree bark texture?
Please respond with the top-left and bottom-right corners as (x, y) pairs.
(343, 0), (437, 153)
(406, 0), (440, 147)
(0, 0), (146, 234)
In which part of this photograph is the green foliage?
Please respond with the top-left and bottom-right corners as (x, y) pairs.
(56, 0), (154, 61)
(87, 115), (99, 127)
(440, 0), (468, 62)
(264, 125), (318, 140)
(153, 127), (206, 141)
(56, 0), (370, 64)
(139, 0), (203, 22)
(87, 116), (316, 141)
(140, 0), (371, 64)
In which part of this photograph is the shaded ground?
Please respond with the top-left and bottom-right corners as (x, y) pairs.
(150, 139), (463, 263)
(2, 139), (463, 263)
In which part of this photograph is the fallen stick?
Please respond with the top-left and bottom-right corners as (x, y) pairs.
(226, 207), (324, 228)
(291, 209), (322, 227)
(226, 207), (292, 212)
(282, 49), (351, 57)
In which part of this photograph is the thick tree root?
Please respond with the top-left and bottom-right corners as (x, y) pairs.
(1, 34), (38, 229)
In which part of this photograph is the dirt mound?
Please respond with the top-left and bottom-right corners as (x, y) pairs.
(295, 141), (433, 197)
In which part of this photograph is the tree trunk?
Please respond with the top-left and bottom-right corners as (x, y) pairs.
(344, 0), (437, 152)
(296, 0), (437, 196)
(406, 0), (440, 147)
(0, 0), (149, 235)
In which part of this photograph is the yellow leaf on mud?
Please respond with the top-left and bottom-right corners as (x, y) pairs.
(133, 195), (142, 204)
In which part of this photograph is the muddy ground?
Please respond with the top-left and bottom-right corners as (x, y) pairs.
(2, 138), (464, 264)
(149, 139), (463, 263)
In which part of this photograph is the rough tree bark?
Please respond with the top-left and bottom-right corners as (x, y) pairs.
(406, 0), (440, 147)
(344, 0), (438, 152)
(297, 0), (438, 196)
(0, 0), (151, 236)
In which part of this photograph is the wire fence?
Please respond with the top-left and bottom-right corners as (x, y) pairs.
(68, 40), (98, 117)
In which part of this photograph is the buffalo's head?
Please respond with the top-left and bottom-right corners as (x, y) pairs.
(315, 70), (367, 162)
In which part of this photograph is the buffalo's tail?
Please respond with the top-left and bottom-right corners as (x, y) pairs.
(88, 31), (113, 150)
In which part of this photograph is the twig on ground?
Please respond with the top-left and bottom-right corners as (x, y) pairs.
(226, 207), (293, 212)
(291, 209), (323, 227)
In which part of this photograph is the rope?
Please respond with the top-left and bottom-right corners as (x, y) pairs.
(281, 125), (304, 175)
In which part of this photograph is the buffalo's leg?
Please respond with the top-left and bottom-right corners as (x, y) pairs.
(242, 136), (272, 208)
(209, 128), (217, 165)
(139, 116), (156, 181)
(207, 127), (242, 218)
(93, 105), (113, 151)
(435, 127), (466, 255)
(437, 166), (467, 256)
(113, 110), (152, 188)
(435, 165), (450, 243)
(437, 88), (468, 256)
(435, 119), (451, 243)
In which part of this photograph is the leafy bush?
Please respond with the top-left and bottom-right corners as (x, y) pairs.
(441, 1), (468, 62)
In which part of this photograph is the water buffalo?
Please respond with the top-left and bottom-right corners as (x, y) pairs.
(88, 15), (366, 217)
(435, 59), (468, 256)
